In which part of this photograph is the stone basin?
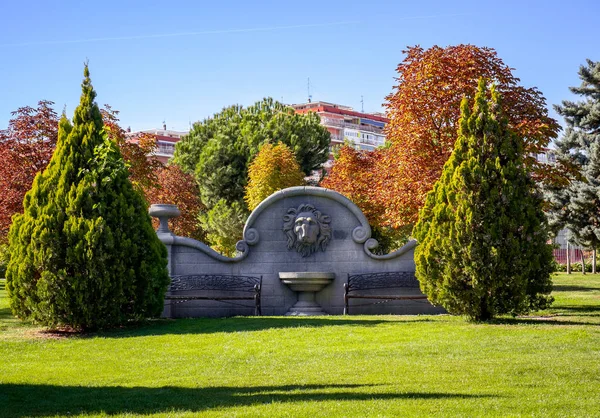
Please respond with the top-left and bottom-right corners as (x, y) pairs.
(279, 272), (335, 315)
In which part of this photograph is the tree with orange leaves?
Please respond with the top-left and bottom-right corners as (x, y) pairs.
(321, 145), (383, 226)
(245, 142), (305, 211)
(100, 105), (162, 193)
(379, 44), (561, 228)
(321, 145), (411, 252)
(145, 164), (207, 241)
(98, 107), (206, 241)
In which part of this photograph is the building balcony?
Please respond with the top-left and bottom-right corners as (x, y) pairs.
(320, 117), (384, 134)
(155, 142), (176, 157)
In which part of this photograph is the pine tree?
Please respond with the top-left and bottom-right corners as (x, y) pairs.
(546, 60), (600, 250)
(6, 66), (169, 330)
(172, 98), (330, 254)
(413, 79), (554, 321)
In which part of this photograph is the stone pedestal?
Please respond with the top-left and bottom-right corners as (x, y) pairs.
(149, 204), (181, 235)
(149, 204), (181, 318)
(279, 272), (335, 316)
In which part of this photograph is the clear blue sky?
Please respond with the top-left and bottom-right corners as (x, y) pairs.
(0, 0), (598, 134)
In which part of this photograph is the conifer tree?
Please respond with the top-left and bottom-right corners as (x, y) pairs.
(6, 66), (169, 330)
(413, 79), (554, 321)
(545, 60), (600, 251)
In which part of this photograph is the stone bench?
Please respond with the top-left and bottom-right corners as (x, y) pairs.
(343, 272), (427, 315)
(165, 274), (262, 316)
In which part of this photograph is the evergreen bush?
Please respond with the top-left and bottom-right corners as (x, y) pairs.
(199, 199), (247, 257)
(413, 79), (554, 321)
(6, 66), (169, 330)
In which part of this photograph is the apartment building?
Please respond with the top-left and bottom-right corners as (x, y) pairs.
(128, 101), (388, 166)
(128, 125), (187, 164)
(291, 101), (388, 154)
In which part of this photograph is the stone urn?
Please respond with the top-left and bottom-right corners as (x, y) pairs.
(279, 272), (335, 316)
(149, 204), (180, 235)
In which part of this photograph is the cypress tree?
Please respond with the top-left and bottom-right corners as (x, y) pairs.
(413, 79), (554, 321)
(6, 66), (169, 330)
(545, 60), (600, 252)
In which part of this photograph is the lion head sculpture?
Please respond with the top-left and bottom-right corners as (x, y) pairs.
(282, 204), (331, 257)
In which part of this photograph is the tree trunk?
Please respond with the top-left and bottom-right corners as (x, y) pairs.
(477, 298), (492, 322)
(581, 248), (586, 275)
(593, 248), (597, 274)
(566, 241), (571, 274)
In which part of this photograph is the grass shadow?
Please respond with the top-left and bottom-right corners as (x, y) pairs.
(489, 317), (598, 327)
(0, 306), (13, 320)
(554, 305), (600, 317)
(0, 383), (494, 418)
(94, 317), (438, 339)
(553, 285), (600, 292)
(488, 302), (600, 326)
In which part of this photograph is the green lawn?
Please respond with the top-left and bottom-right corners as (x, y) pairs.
(0, 273), (599, 417)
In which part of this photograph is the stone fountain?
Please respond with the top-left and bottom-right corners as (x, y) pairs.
(278, 272), (335, 315)
(150, 186), (440, 317)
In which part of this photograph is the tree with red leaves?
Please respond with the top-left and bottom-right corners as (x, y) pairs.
(145, 164), (207, 241)
(102, 108), (205, 240)
(321, 145), (384, 226)
(0, 102), (166, 243)
(379, 44), (562, 228)
(321, 145), (411, 252)
(0, 101), (59, 242)
(100, 105), (162, 193)
(101, 106), (207, 241)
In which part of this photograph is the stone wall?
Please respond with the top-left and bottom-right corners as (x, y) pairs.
(153, 187), (444, 317)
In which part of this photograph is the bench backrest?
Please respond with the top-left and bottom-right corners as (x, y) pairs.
(347, 272), (418, 292)
(168, 275), (261, 293)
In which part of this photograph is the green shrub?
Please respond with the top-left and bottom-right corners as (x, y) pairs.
(413, 80), (554, 321)
(199, 199), (246, 257)
(0, 242), (8, 279)
(369, 225), (412, 256)
(554, 262), (599, 273)
(5, 66), (169, 330)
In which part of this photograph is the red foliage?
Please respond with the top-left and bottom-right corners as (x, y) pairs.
(101, 108), (205, 239)
(100, 105), (162, 192)
(0, 101), (59, 242)
(321, 145), (386, 228)
(378, 45), (562, 228)
(145, 165), (206, 241)
(0, 102), (166, 242)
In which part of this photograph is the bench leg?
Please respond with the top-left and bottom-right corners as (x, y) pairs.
(254, 294), (261, 316)
(343, 283), (349, 315)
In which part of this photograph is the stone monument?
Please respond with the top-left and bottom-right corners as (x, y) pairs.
(150, 186), (443, 317)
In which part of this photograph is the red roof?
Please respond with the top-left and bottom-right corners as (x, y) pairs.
(296, 104), (388, 123)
